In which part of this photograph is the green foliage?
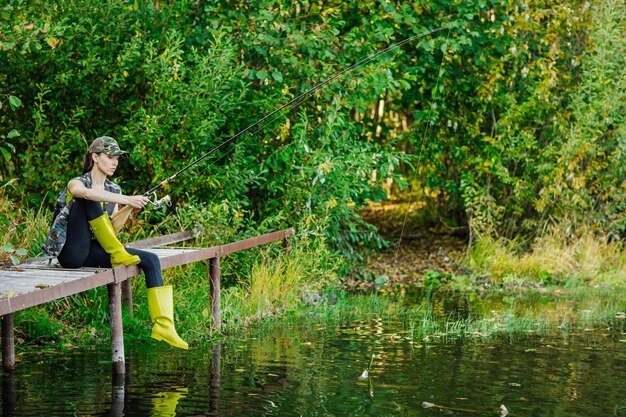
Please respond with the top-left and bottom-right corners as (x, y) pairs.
(408, 0), (590, 238)
(536, 0), (626, 237)
(0, 0), (412, 258)
(0, 243), (27, 266)
(2, 0), (624, 259)
(0, 94), (21, 165)
(423, 269), (449, 290)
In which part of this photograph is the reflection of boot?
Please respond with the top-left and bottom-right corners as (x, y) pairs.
(152, 388), (188, 417)
(89, 213), (140, 267)
(148, 286), (189, 350)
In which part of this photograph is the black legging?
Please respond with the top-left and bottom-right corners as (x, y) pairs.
(57, 198), (163, 288)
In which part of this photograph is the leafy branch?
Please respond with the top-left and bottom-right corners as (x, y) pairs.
(1, 94), (22, 161)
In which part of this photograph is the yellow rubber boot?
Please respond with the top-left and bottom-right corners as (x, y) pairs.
(88, 213), (140, 267)
(147, 285), (189, 350)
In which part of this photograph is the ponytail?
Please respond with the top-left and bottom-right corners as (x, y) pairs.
(83, 137), (104, 173)
(82, 151), (94, 174)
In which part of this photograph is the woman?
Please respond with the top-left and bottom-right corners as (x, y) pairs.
(42, 136), (188, 350)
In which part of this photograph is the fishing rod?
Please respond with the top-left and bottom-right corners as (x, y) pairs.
(137, 25), (450, 211)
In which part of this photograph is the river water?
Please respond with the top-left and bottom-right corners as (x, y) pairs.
(2, 294), (626, 416)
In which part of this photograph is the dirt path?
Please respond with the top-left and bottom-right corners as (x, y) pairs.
(344, 203), (468, 291)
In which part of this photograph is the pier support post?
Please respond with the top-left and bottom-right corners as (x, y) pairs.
(210, 343), (222, 413)
(1, 314), (15, 372)
(2, 368), (15, 415)
(209, 257), (221, 330)
(111, 373), (126, 417)
(282, 236), (291, 253)
(107, 283), (125, 375)
(121, 280), (134, 317)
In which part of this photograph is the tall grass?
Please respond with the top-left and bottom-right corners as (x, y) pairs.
(0, 189), (49, 261)
(220, 240), (338, 327)
(468, 231), (626, 286)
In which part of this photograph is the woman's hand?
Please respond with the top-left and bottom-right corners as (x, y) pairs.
(125, 194), (150, 209)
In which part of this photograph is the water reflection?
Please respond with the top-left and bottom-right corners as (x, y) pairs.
(122, 343), (222, 416)
(210, 343), (221, 414)
(2, 371), (15, 416)
(111, 373), (126, 417)
(111, 346), (223, 417)
(1, 292), (626, 416)
(151, 387), (188, 417)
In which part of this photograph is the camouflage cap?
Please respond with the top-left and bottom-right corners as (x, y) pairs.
(89, 136), (129, 156)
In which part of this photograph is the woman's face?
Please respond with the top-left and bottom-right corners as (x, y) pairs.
(93, 153), (120, 176)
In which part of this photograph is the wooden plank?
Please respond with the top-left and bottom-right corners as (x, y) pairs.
(126, 230), (197, 248)
(0, 270), (96, 298)
(219, 228), (295, 257)
(2, 265), (103, 274)
(143, 249), (199, 257)
(0, 270), (94, 281)
(0, 269), (115, 316)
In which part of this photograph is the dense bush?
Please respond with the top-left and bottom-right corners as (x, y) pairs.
(1, 0), (624, 257)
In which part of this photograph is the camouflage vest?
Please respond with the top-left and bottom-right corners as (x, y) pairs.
(41, 172), (121, 259)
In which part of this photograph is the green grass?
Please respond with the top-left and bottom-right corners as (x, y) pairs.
(468, 232), (626, 288)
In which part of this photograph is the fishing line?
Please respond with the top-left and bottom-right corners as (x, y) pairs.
(392, 25), (452, 266)
(162, 95), (307, 200)
(142, 25), (451, 202)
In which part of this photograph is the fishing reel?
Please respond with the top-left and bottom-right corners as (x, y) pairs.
(148, 193), (172, 209)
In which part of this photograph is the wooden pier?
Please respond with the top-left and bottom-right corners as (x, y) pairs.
(0, 228), (294, 374)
